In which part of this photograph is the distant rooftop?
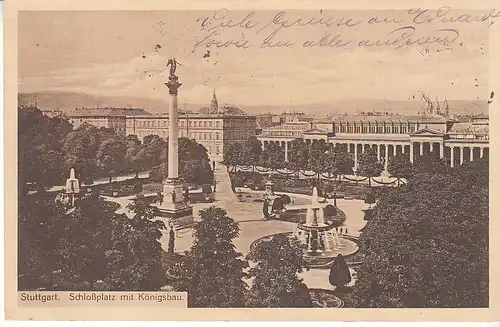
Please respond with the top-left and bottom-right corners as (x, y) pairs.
(334, 114), (453, 123)
(199, 105), (248, 115)
(67, 107), (151, 117)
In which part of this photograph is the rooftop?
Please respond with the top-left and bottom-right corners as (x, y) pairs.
(67, 107), (151, 117)
(334, 114), (453, 123)
(449, 122), (489, 134)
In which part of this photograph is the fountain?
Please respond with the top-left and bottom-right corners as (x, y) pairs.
(293, 187), (359, 266)
(250, 186), (359, 267)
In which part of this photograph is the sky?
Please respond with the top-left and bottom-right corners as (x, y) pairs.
(18, 9), (491, 106)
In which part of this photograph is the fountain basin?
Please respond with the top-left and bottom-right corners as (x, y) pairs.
(250, 232), (359, 268)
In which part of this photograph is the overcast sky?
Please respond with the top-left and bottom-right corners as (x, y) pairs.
(18, 9), (490, 105)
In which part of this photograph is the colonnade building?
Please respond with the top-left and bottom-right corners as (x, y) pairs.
(257, 114), (489, 170)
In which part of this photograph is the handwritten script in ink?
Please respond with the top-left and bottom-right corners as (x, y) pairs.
(191, 7), (499, 53)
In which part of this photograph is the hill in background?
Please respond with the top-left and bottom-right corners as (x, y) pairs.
(18, 91), (489, 117)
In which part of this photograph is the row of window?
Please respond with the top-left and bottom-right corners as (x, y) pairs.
(335, 124), (415, 134)
(262, 130), (303, 137)
(179, 131), (221, 140)
(127, 120), (222, 128)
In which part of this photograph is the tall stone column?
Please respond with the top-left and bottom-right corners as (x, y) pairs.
(420, 142), (424, 156)
(167, 82), (180, 181)
(284, 141), (289, 162)
(470, 147), (474, 162)
(410, 142), (414, 163)
(430, 142), (434, 154)
(450, 146), (455, 167)
(480, 147), (484, 158)
(460, 146), (464, 165)
(354, 143), (358, 170)
(440, 142), (444, 159)
(377, 144), (381, 162)
(155, 63), (193, 226)
(384, 144), (389, 171)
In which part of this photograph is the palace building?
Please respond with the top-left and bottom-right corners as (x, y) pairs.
(126, 91), (257, 161)
(66, 107), (150, 136)
(257, 111), (489, 171)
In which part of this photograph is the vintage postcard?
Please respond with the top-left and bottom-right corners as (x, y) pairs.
(3, 0), (500, 321)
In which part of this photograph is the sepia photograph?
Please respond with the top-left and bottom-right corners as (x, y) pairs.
(4, 0), (500, 321)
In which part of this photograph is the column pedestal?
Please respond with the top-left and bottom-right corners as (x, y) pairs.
(155, 179), (194, 226)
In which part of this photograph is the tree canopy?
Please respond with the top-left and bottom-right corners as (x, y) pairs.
(170, 206), (248, 307)
(19, 195), (166, 291)
(18, 106), (73, 193)
(356, 148), (384, 185)
(347, 158), (489, 308)
(246, 234), (312, 307)
(260, 142), (286, 171)
(241, 136), (262, 169)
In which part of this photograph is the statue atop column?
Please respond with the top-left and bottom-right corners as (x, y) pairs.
(166, 58), (179, 76)
(165, 57), (182, 95)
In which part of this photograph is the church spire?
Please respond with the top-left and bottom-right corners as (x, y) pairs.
(210, 89), (219, 114)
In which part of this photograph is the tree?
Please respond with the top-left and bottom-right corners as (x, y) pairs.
(260, 142), (286, 171)
(104, 194), (166, 291)
(18, 106), (72, 193)
(96, 137), (126, 183)
(149, 137), (214, 185)
(329, 254), (352, 288)
(143, 134), (167, 169)
(387, 153), (414, 186)
(241, 136), (262, 171)
(246, 234), (312, 307)
(171, 206), (248, 307)
(287, 138), (309, 178)
(413, 153), (449, 175)
(62, 123), (108, 182)
(308, 140), (328, 180)
(223, 143), (243, 171)
(19, 193), (167, 291)
(125, 135), (149, 178)
(168, 228), (176, 254)
(322, 145), (354, 180)
(356, 148), (383, 186)
(346, 163), (488, 308)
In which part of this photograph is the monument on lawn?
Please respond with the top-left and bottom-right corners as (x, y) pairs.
(154, 58), (193, 226)
(56, 168), (80, 207)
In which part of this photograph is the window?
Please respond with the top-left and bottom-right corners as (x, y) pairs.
(216, 121), (220, 128)
(204, 121), (207, 127)
(189, 121), (192, 127)
(216, 133), (220, 140)
(209, 121), (213, 127)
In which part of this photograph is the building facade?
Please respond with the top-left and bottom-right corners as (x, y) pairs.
(66, 107), (150, 136)
(126, 92), (256, 161)
(257, 114), (489, 171)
